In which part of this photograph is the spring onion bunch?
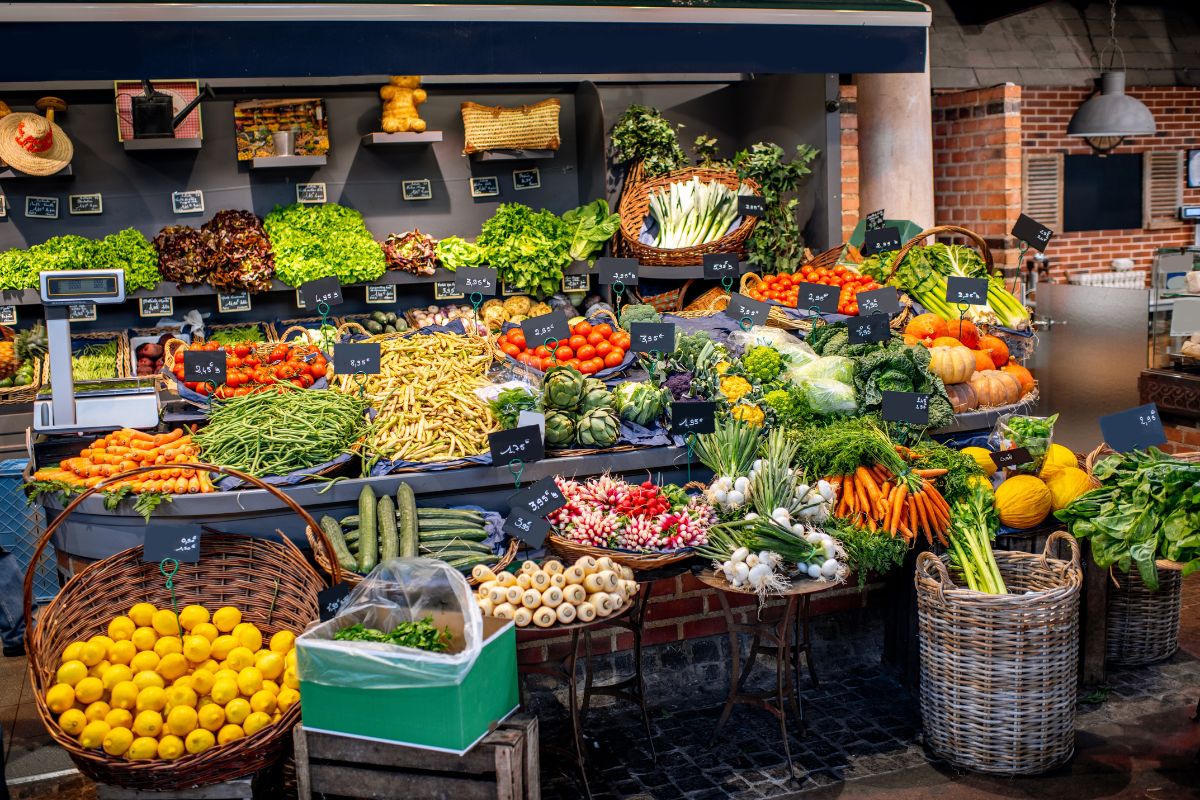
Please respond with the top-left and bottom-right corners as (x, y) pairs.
(648, 177), (752, 249)
(946, 485), (1008, 594)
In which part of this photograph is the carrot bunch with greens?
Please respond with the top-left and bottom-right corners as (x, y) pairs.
(831, 449), (951, 544)
(31, 427), (215, 494)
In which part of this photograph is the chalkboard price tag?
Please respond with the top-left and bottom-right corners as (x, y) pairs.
(0, 306), (16, 325)
(217, 292), (251, 313)
(434, 281), (465, 300)
(561, 272), (590, 293)
(0, 195), (7, 218)
(512, 167), (541, 191)
(856, 286), (901, 317)
(521, 310), (570, 346)
(68, 303), (96, 322)
(171, 190), (204, 215)
(317, 582), (353, 621)
(333, 342), (381, 375)
(142, 523), (201, 564)
(138, 296), (173, 318)
(945, 276), (989, 306)
(862, 226), (902, 256)
(489, 425), (544, 464)
(671, 401), (716, 435)
(504, 510), (552, 549)
(724, 292), (772, 327)
(865, 209), (886, 231)
(596, 258), (639, 286)
(365, 284), (396, 305)
(848, 313), (891, 344)
(470, 176), (500, 198)
(299, 276), (343, 309)
(69, 193), (103, 215)
(738, 195), (766, 217)
(183, 349), (227, 386)
(501, 281), (520, 297)
(703, 253), (739, 280)
(510, 475), (567, 517)
(799, 282), (840, 315)
(455, 267), (497, 296)
(991, 447), (1034, 468)
(630, 322), (676, 354)
(1012, 213), (1054, 252)
(1100, 403), (1167, 453)
(402, 179), (433, 201)
(296, 183), (327, 204)
(881, 390), (930, 425)
(25, 196), (59, 219)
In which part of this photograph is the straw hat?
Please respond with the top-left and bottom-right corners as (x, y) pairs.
(0, 112), (73, 176)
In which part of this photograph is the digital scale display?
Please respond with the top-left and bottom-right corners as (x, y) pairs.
(44, 275), (120, 299)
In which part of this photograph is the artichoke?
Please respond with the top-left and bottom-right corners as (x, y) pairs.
(544, 410), (577, 448)
(542, 366), (586, 411)
(576, 407), (620, 448)
(613, 381), (666, 427)
(579, 378), (614, 413)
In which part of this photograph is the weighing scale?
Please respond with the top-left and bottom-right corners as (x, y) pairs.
(33, 269), (159, 432)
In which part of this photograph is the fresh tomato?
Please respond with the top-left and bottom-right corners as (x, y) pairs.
(586, 331), (605, 346)
(268, 344), (289, 363)
(554, 345), (574, 361)
(595, 340), (613, 357)
(604, 349), (625, 368)
(310, 362), (327, 379)
(576, 344), (597, 361)
(568, 335), (587, 350)
(233, 344), (251, 358)
(578, 359), (598, 375)
(589, 357), (605, 373)
(573, 321), (592, 336)
(501, 343), (521, 357)
(611, 332), (631, 351)
(592, 323), (613, 338)
(567, 358), (582, 370)
(507, 330), (527, 350)
(534, 345), (550, 358)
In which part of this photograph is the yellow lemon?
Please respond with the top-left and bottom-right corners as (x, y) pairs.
(157, 653), (189, 682)
(132, 670), (164, 691)
(261, 680), (280, 696)
(58, 708), (87, 736)
(103, 726), (134, 757)
(224, 697), (251, 725)
(210, 635), (239, 661)
(79, 720), (110, 749)
(285, 650), (296, 670)
(236, 667), (263, 697)
(74, 676), (104, 705)
(107, 616), (136, 642)
(197, 703), (225, 732)
(174, 676), (194, 690)
(196, 659), (220, 675)
(79, 641), (106, 667)
(185, 728), (216, 755)
(56, 660), (88, 687)
(136, 686), (167, 713)
(157, 734), (185, 761)
(130, 627), (157, 652)
(107, 640), (137, 666)
(166, 705), (198, 736)
(128, 736), (159, 760)
(213, 668), (239, 685)
(46, 683), (75, 714)
(249, 689), (276, 715)
(276, 687), (300, 714)
(104, 708), (133, 730)
(212, 606), (241, 633)
(84, 701), (111, 723)
(190, 669), (215, 696)
(130, 650), (160, 674)
(242, 711), (272, 736)
(282, 667), (299, 691)
(183, 635), (211, 664)
(232, 623), (262, 653)
(153, 636), (183, 658)
(178, 605), (210, 632)
(87, 660), (112, 679)
(192, 623), (220, 644)
(60, 642), (85, 664)
(109, 681), (139, 710)
(217, 724), (245, 745)
(128, 603), (156, 627)
(225, 646), (254, 672)
(269, 630), (295, 654)
(100, 664), (133, 692)
(166, 685), (197, 712)
(152, 609), (180, 636)
(132, 709), (163, 738)
(255, 652), (284, 681)
(88, 635), (115, 654)
(211, 678), (239, 705)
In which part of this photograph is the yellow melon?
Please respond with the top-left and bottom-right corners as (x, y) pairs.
(994, 475), (1051, 529)
(1044, 466), (1096, 511)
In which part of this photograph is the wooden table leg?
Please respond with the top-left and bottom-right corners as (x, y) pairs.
(1081, 539), (1109, 686)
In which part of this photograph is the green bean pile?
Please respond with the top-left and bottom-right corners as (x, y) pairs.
(208, 325), (266, 345)
(68, 340), (119, 382)
(194, 384), (367, 477)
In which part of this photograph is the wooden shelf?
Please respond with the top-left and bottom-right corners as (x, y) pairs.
(636, 261), (752, 280)
(469, 149), (555, 162)
(123, 138), (202, 151)
(0, 165), (73, 179)
(361, 131), (443, 147)
(248, 155), (327, 169)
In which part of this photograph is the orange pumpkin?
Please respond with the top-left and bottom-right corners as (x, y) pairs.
(946, 382), (978, 413)
(931, 336), (963, 348)
(904, 313), (948, 345)
(903, 334), (921, 346)
(1002, 359), (1036, 395)
(977, 334), (1010, 369)
(971, 349), (995, 372)
(970, 369), (1022, 407)
(946, 318), (979, 349)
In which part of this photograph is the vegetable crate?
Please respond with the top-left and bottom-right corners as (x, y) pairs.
(0, 459), (56, 603)
(1105, 564), (1183, 666)
(293, 716), (539, 800)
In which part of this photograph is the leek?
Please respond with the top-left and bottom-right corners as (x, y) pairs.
(648, 177), (750, 249)
(946, 486), (1007, 594)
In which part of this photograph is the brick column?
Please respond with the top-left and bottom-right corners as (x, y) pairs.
(839, 84), (860, 243)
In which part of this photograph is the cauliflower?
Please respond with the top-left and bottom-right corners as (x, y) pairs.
(731, 403), (765, 427)
(762, 389), (793, 417)
(741, 345), (784, 383)
(719, 375), (753, 403)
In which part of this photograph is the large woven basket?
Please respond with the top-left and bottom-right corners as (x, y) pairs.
(461, 99), (560, 154)
(916, 531), (1082, 776)
(22, 464), (339, 791)
(546, 535), (696, 572)
(1105, 565), (1183, 666)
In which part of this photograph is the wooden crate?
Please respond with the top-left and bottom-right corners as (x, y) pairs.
(95, 778), (253, 799)
(293, 716), (539, 800)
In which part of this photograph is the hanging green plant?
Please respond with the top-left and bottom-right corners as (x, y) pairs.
(732, 142), (820, 274)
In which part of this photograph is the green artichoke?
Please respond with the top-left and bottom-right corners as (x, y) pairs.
(612, 381), (666, 427)
(579, 378), (614, 413)
(575, 407), (620, 448)
(542, 366), (585, 411)
(544, 410), (577, 448)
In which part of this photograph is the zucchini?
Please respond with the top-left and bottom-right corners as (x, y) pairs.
(396, 482), (418, 558)
(320, 515), (359, 573)
(357, 485), (378, 573)
(416, 519), (488, 533)
(378, 495), (398, 563)
(418, 527), (488, 542)
(417, 508), (485, 523)
(425, 546), (497, 561)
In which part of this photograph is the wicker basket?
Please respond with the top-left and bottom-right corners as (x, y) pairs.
(546, 534), (696, 572)
(802, 243), (863, 270)
(200, 320), (278, 344)
(1105, 565), (1183, 666)
(40, 330), (133, 387)
(632, 279), (695, 313)
(617, 162), (760, 267)
(0, 324), (42, 404)
(916, 530), (1082, 776)
(461, 99), (560, 154)
(21, 464), (338, 791)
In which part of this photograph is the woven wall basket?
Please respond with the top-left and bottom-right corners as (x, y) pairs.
(461, 99), (560, 154)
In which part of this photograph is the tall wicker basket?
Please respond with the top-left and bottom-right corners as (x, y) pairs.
(915, 531), (1082, 776)
(1105, 565), (1183, 666)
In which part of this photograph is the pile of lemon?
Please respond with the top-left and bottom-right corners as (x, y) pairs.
(45, 603), (299, 761)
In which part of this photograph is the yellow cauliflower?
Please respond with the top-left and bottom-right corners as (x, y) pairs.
(731, 403), (765, 427)
(720, 375), (752, 403)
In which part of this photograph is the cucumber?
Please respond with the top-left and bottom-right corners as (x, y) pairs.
(419, 529), (489, 544)
(340, 514), (359, 528)
(416, 519), (489, 533)
(320, 515), (359, 573)
(420, 541), (494, 556)
(417, 508), (485, 523)
(445, 554), (496, 570)
(396, 482), (418, 558)
(378, 495), (398, 563)
(425, 546), (497, 561)
(357, 485), (378, 573)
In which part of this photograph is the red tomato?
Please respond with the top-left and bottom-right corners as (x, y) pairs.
(592, 323), (613, 338)
(233, 344), (251, 358)
(174, 352), (184, 365)
(589, 357), (605, 372)
(568, 335), (587, 350)
(848, 303), (859, 315)
(586, 331), (605, 346)
(554, 345), (574, 361)
(567, 358), (583, 370)
(595, 341), (613, 357)
(604, 350), (625, 368)
(611, 332), (631, 351)
(576, 344), (597, 361)
(573, 321), (593, 336)
(311, 362), (327, 379)
(507, 330), (527, 350)
(501, 343), (521, 357)
(534, 345), (550, 358)
(578, 360), (598, 375)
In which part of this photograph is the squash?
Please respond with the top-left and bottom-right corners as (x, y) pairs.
(970, 349), (995, 372)
(946, 318), (979, 349)
(904, 313), (948, 345)
(1043, 466), (1096, 511)
(977, 334), (1010, 368)
(1002, 359), (1036, 395)
(994, 474), (1051, 529)
(929, 345), (975, 385)
(946, 382), (979, 414)
(970, 369), (1022, 407)
(931, 336), (963, 348)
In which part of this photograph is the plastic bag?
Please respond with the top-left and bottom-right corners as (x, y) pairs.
(727, 326), (818, 367)
(801, 377), (857, 415)
(788, 355), (854, 385)
(296, 558), (483, 690)
(990, 412), (1058, 475)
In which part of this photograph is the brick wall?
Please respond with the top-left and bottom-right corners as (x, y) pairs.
(839, 84), (860, 244)
(1163, 421), (1200, 455)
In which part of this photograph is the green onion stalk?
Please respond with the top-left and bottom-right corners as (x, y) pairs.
(946, 485), (1007, 594)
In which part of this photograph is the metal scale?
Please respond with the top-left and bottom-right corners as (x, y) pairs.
(34, 269), (159, 432)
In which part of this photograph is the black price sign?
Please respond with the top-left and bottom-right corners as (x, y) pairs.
(521, 311), (571, 347)
(862, 226), (902, 256)
(512, 167), (541, 191)
(0, 307), (16, 325)
(138, 297), (173, 318)
(434, 281), (465, 300)
(992, 447), (1034, 468)
(597, 258), (639, 286)
(799, 282), (840, 315)
(470, 176), (500, 198)
(504, 510), (552, 549)
(299, 276), (344, 309)
(848, 313), (891, 344)
(25, 196), (59, 219)
(333, 342), (381, 375)
(217, 292), (251, 313)
(561, 273), (590, 293)
(856, 286), (901, 317)
(455, 267), (498, 296)
(865, 208), (886, 231)
(402, 179), (433, 201)
(183, 349), (227, 386)
(511, 476), (567, 517)
(365, 284), (396, 304)
(630, 322), (676, 354)
(296, 183), (327, 204)
(671, 401), (716, 435)
(703, 253), (739, 280)
(171, 190), (204, 215)
(945, 276), (989, 306)
(724, 292), (771, 327)
(881, 391), (930, 425)
(489, 425), (545, 464)
(69, 193), (103, 215)
(738, 195), (766, 217)
(142, 523), (201, 564)
(317, 582), (353, 621)
(1100, 403), (1167, 453)
(68, 303), (96, 322)
(1012, 213), (1054, 252)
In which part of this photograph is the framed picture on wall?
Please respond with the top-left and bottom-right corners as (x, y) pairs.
(1188, 149), (1200, 189)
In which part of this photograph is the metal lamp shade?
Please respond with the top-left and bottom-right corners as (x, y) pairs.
(1067, 71), (1157, 138)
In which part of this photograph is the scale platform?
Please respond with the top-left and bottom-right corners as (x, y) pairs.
(33, 387), (159, 433)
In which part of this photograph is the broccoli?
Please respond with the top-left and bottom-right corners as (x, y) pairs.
(665, 371), (694, 400)
(618, 303), (662, 329)
(741, 345), (784, 383)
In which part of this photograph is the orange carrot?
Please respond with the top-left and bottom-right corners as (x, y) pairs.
(914, 468), (948, 478)
(890, 484), (908, 536)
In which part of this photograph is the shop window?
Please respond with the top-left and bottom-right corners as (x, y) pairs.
(1062, 153), (1143, 232)
(1143, 150), (1184, 229)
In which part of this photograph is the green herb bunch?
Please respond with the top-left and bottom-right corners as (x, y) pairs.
(263, 203), (386, 287)
(611, 105), (686, 177)
(732, 142), (819, 274)
(334, 618), (453, 653)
